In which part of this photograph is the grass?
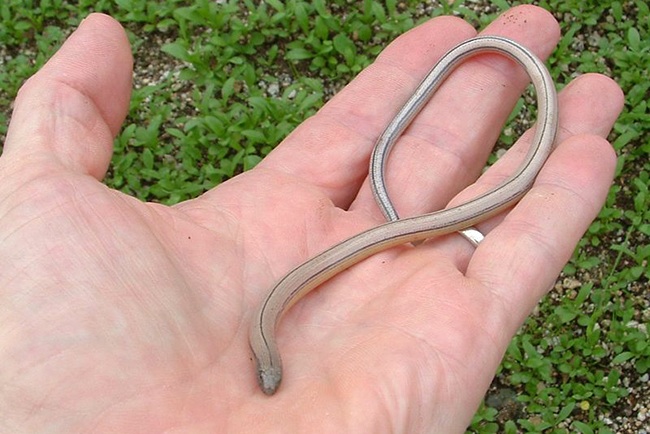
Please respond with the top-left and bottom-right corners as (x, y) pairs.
(0, 0), (648, 432)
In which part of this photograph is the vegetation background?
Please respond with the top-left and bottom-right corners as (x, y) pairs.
(0, 0), (647, 432)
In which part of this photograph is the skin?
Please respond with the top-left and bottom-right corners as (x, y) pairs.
(0, 5), (623, 434)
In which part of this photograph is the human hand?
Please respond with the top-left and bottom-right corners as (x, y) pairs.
(0, 5), (623, 433)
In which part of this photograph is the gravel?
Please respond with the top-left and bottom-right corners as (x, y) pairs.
(0, 2), (646, 432)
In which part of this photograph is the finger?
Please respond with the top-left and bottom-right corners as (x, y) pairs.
(349, 5), (562, 220)
(257, 14), (477, 210)
(3, 13), (132, 180)
(441, 73), (623, 265)
(466, 132), (617, 337)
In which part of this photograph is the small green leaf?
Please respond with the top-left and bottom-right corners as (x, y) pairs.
(333, 33), (355, 64)
(265, 0), (284, 12)
(286, 47), (313, 60)
(161, 42), (190, 62)
(242, 129), (266, 143)
(572, 421), (595, 434)
(371, 2), (386, 22)
(612, 352), (634, 364)
(222, 76), (236, 100)
(294, 2), (309, 33)
(496, 0), (513, 11)
(610, 1), (622, 21)
(142, 148), (154, 170)
(313, 0), (327, 17)
(627, 27), (641, 51)
(557, 402), (576, 421)
(555, 306), (578, 323)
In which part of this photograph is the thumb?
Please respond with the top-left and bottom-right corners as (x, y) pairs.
(3, 13), (132, 180)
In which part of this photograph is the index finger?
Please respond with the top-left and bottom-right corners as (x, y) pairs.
(257, 14), (476, 209)
(258, 6), (560, 218)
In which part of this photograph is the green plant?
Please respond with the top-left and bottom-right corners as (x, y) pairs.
(0, 1), (647, 432)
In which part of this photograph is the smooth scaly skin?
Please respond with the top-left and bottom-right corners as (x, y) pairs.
(249, 36), (558, 395)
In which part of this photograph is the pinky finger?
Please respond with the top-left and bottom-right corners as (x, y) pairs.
(467, 132), (616, 333)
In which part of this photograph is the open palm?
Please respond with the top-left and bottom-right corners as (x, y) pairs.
(0, 6), (623, 433)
